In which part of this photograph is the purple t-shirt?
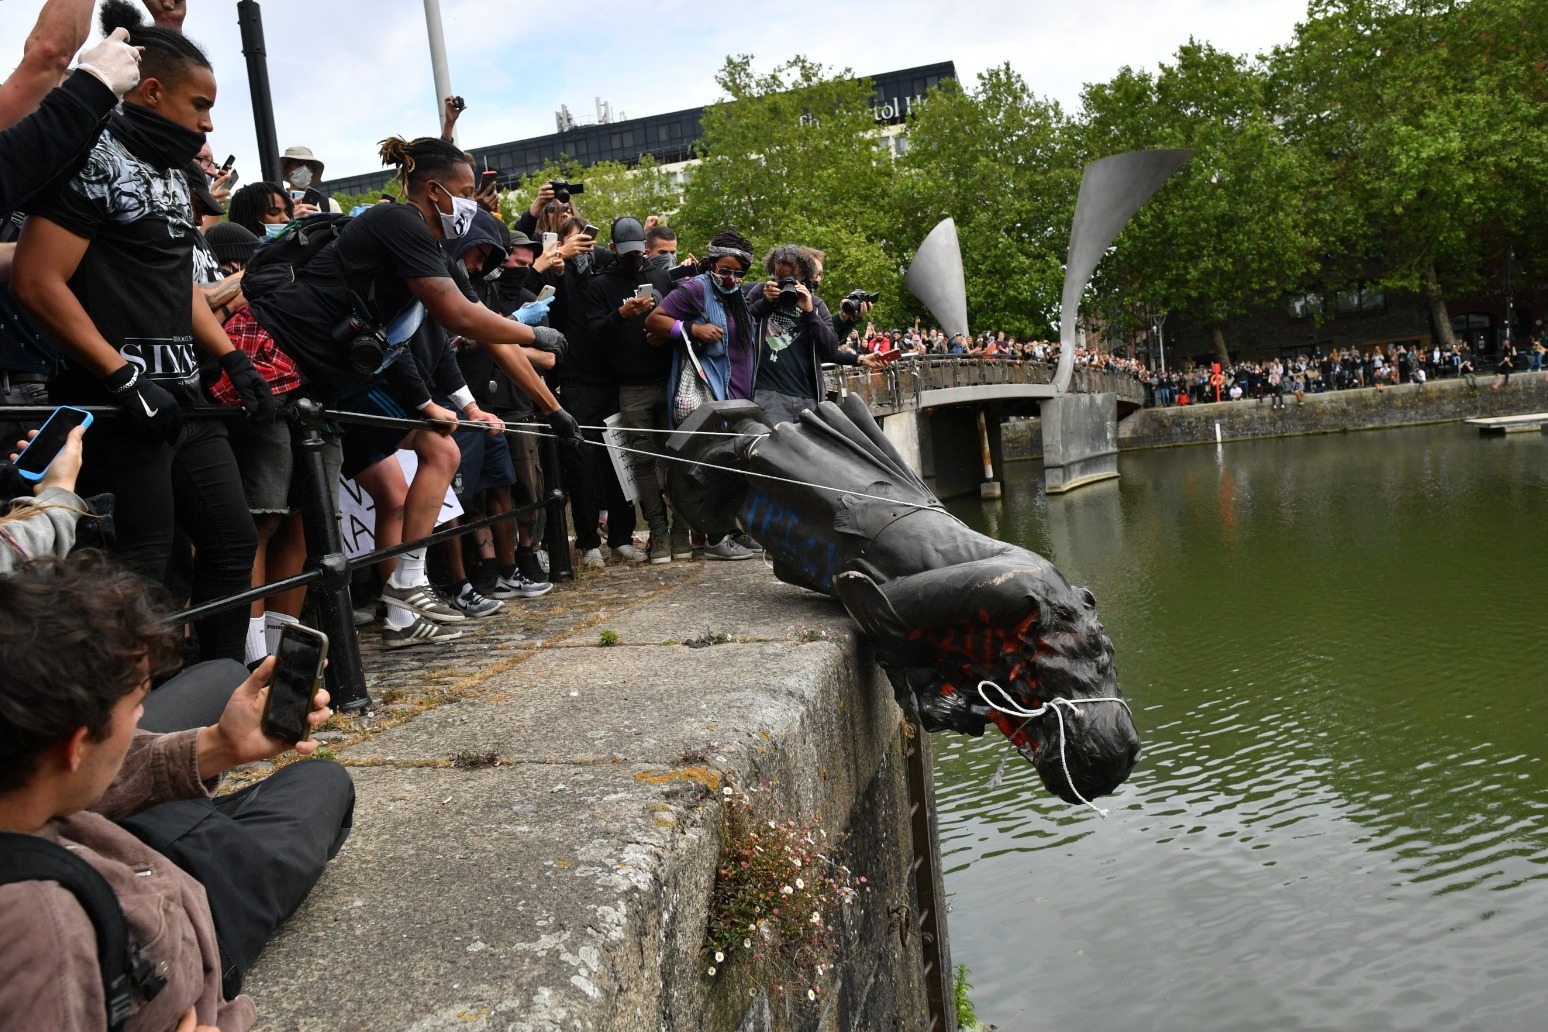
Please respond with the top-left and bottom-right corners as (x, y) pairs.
(659, 277), (758, 401)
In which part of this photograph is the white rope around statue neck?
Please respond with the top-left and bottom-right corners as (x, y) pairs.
(977, 680), (1132, 818)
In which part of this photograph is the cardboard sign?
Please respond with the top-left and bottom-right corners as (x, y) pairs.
(338, 450), (463, 559)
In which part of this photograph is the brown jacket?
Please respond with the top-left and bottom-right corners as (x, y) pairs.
(0, 730), (257, 1031)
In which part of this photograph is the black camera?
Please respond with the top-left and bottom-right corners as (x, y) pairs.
(450, 96), (466, 112)
(841, 289), (880, 317)
(550, 179), (585, 203)
(777, 276), (802, 308)
(334, 312), (391, 374)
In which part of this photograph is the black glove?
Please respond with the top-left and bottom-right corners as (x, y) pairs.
(220, 349), (277, 422)
(105, 364), (183, 443)
(529, 325), (568, 358)
(544, 406), (583, 446)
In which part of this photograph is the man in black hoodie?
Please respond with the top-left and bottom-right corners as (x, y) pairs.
(583, 216), (684, 563)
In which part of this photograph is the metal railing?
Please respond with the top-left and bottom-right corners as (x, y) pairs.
(3, 400), (572, 712)
(821, 355), (1147, 413)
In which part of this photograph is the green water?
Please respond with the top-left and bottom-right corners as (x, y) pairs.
(935, 424), (1548, 1031)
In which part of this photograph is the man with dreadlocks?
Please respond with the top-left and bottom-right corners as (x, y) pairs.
(250, 134), (580, 648)
(647, 228), (760, 560)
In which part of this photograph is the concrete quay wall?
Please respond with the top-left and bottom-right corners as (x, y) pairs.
(998, 374), (1548, 460)
(1116, 374), (1548, 450)
(245, 562), (935, 1031)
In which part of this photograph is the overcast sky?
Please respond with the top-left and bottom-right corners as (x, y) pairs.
(1, 0), (1313, 182)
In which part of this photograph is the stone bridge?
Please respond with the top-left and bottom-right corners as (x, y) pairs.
(821, 357), (1145, 497)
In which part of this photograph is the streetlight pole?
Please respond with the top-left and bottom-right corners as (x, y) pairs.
(1150, 311), (1168, 375)
(1504, 242), (1515, 351)
(236, 1), (281, 184)
(423, 0), (454, 145)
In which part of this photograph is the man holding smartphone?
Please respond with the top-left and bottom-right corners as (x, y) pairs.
(583, 216), (688, 563)
(0, 552), (354, 1030)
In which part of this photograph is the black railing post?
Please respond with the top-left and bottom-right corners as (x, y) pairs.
(538, 431), (573, 583)
(289, 400), (371, 711)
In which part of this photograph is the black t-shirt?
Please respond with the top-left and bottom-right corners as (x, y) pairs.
(755, 303), (821, 400)
(34, 127), (201, 406)
(251, 203), (457, 397)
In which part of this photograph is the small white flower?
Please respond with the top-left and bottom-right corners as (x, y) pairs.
(714, 950), (725, 963)
(743, 938), (752, 949)
(795, 878), (805, 890)
(722, 787), (733, 796)
(781, 885), (794, 895)
(810, 911), (821, 924)
(707, 966), (717, 976)
(807, 989), (817, 1001)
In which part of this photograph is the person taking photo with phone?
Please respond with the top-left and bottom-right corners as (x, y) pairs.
(12, 0), (271, 665)
(0, 551), (352, 1032)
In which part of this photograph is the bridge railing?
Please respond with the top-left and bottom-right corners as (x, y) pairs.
(822, 356), (1145, 413)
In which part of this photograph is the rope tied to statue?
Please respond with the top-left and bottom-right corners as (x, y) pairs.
(976, 680), (1133, 818)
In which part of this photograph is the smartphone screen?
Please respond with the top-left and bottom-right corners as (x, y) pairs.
(220, 154), (236, 173)
(14, 406), (92, 481)
(262, 626), (328, 743)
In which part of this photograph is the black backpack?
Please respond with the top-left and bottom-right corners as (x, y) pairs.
(0, 832), (166, 1031)
(241, 212), (354, 303)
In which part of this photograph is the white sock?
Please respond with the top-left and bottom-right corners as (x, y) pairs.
(383, 605), (414, 630)
(389, 550), (427, 589)
(244, 617), (267, 666)
(263, 611), (300, 655)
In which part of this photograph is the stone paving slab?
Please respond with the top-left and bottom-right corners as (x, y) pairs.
(245, 558), (904, 1031)
(244, 763), (717, 1032)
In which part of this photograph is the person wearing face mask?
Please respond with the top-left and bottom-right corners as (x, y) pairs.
(746, 244), (880, 427)
(583, 215), (685, 564)
(645, 228), (761, 560)
(249, 135), (578, 646)
(278, 144), (338, 215)
(227, 180), (294, 240)
(12, 0), (270, 665)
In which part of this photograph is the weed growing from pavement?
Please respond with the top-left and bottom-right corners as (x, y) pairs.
(705, 781), (869, 998)
(598, 629), (620, 646)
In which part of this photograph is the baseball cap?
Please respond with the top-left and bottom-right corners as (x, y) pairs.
(611, 216), (645, 254)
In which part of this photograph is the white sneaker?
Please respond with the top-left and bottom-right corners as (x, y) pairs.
(581, 547), (605, 569)
(612, 543), (648, 562)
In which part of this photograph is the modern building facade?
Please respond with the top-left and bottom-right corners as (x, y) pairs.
(322, 62), (957, 198)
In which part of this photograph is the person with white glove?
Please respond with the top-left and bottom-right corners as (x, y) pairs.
(0, 25), (138, 219)
(76, 27), (144, 97)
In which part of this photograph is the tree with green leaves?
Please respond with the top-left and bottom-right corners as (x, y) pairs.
(1269, 0), (1548, 350)
(891, 64), (1077, 339)
(1078, 41), (1318, 364)
(674, 56), (904, 325)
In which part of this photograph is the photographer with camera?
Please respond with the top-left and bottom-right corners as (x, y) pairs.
(746, 244), (882, 427)
(12, 2), (270, 665)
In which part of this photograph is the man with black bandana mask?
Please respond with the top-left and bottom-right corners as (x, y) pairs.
(13, 0), (270, 665)
(584, 216), (684, 563)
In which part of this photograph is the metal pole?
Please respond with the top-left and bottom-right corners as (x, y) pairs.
(289, 402), (371, 712)
(236, 1), (282, 185)
(422, 0), (455, 145)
